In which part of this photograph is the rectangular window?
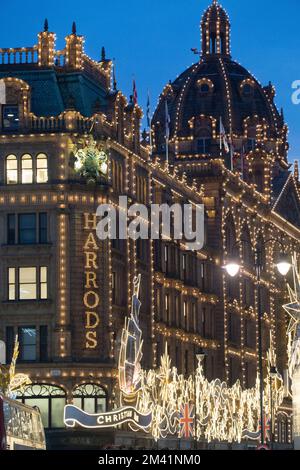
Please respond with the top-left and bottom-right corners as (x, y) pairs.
(19, 214), (36, 244)
(19, 327), (37, 361)
(19, 267), (37, 300)
(2, 105), (19, 130)
(8, 213), (48, 244)
(39, 213), (47, 243)
(8, 266), (48, 301)
(40, 326), (48, 362)
(8, 268), (16, 300)
(7, 214), (15, 245)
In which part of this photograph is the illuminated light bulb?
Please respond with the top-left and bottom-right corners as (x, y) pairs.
(276, 256), (292, 276)
(223, 261), (241, 278)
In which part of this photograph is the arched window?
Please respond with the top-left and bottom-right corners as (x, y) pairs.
(72, 383), (107, 414)
(21, 154), (33, 184)
(36, 153), (48, 183)
(17, 384), (66, 429)
(195, 127), (212, 155)
(6, 154), (18, 184)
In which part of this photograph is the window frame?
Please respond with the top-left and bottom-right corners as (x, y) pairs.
(36, 153), (48, 184)
(6, 154), (18, 185)
(18, 326), (37, 362)
(7, 266), (48, 302)
(21, 154), (33, 184)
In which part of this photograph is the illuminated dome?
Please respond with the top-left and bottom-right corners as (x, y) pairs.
(152, 0), (288, 168)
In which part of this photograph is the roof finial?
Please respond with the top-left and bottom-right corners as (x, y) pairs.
(72, 21), (77, 35)
(44, 18), (49, 32)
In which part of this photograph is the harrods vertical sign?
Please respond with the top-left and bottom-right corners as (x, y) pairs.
(83, 213), (101, 350)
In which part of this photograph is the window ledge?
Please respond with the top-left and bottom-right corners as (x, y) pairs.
(2, 299), (52, 305)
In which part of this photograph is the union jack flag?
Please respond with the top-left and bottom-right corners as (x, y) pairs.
(259, 415), (271, 442)
(179, 403), (194, 439)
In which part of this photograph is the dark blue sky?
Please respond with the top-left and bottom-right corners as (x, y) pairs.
(1, 0), (299, 162)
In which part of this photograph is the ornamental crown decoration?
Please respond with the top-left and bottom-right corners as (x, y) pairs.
(73, 135), (109, 183)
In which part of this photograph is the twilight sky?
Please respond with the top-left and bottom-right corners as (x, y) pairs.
(0, 0), (299, 162)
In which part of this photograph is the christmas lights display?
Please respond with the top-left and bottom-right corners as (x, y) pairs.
(66, 275), (284, 444)
(0, 336), (31, 397)
(283, 256), (300, 448)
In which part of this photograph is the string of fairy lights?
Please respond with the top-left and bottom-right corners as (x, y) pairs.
(0, 0), (297, 444)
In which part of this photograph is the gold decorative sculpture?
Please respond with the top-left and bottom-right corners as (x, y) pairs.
(73, 135), (108, 183)
(0, 336), (31, 397)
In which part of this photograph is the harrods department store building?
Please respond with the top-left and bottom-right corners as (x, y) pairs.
(0, 1), (299, 448)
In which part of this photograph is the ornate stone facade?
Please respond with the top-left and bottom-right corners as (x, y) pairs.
(0, 1), (298, 449)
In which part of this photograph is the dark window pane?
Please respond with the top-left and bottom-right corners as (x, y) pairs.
(39, 213), (47, 244)
(19, 327), (36, 361)
(5, 327), (15, 363)
(7, 214), (15, 245)
(19, 214), (36, 244)
(40, 326), (48, 362)
(197, 138), (211, 154)
(2, 105), (19, 130)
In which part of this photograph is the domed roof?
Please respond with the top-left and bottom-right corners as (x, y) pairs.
(153, 57), (281, 140)
(152, 1), (286, 161)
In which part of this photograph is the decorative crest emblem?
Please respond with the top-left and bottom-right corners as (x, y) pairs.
(73, 135), (108, 183)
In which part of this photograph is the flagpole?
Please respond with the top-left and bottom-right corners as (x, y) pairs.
(166, 137), (169, 164)
(219, 116), (222, 153)
(230, 134), (234, 172)
(147, 91), (153, 156)
(165, 100), (170, 165)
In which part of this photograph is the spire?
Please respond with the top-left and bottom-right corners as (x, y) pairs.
(201, 0), (231, 58)
(44, 18), (49, 32)
(101, 46), (106, 61)
(72, 21), (77, 35)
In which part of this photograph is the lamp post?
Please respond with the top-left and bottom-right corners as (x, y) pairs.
(269, 365), (278, 450)
(223, 239), (291, 447)
(194, 350), (206, 450)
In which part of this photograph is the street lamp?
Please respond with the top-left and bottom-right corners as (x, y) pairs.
(276, 253), (292, 277)
(223, 239), (291, 447)
(223, 252), (292, 278)
(269, 365), (278, 450)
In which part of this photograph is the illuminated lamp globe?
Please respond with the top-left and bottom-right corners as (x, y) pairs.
(276, 253), (292, 276)
(223, 258), (241, 278)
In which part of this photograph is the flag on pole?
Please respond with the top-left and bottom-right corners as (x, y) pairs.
(220, 117), (230, 154)
(165, 101), (170, 141)
(112, 61), (117, 91)
(147, 91), (153, 152)
(147, 92), (151, 128)
(133, 80), (138, 105)
(165, 101), (170, 163)
(230, 135), (234, 171)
